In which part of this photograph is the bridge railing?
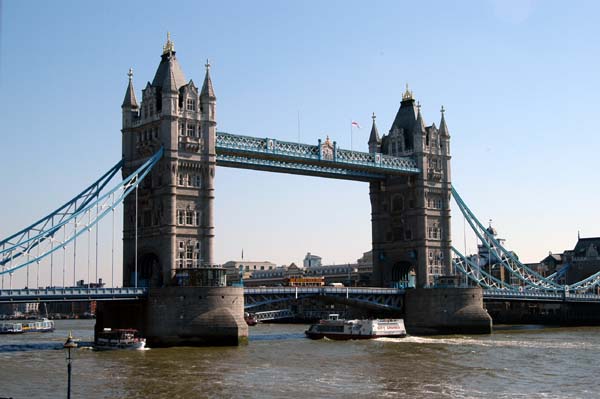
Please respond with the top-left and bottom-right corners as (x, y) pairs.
(0, 287), (147, 298)
(244, 287), (404, 295)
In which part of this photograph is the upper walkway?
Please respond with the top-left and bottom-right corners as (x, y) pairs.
(215, 132), (420, 181)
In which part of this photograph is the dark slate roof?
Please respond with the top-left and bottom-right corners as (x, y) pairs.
(368, 117), (380, 144)
(151, 52), (186, 90)
(541, 253), (563, 264)
(573, 237), (600, 257)
(121, 78), (138, 109)
(390, 99), (418, 133)
(388, 98), (419, 149)
(439, 111), (449, 137)
(201, 69), (215, 98)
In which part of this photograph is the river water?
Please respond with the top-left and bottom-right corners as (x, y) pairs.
(0, 320), (598, 398)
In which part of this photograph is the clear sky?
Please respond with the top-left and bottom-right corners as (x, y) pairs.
(1, 0), (599, 288)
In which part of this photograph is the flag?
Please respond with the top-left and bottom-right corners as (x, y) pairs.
(351, 121), (361, 128)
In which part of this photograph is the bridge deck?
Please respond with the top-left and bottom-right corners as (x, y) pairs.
(0, 288), (147, 303)
(215, 132), (420, 181)
(1, 287), (600, 304)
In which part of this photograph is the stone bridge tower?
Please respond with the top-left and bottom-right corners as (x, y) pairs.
(121, 34), (216, 288)
(101, 35), (247, 346)
(369, 87), (452, 288)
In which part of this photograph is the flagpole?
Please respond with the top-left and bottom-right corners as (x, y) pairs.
(350, 120), (353, 150)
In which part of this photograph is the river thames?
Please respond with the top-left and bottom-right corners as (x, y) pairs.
(0, 320), (598, 398)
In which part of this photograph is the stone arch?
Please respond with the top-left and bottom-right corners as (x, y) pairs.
(391, 261), (415, 288)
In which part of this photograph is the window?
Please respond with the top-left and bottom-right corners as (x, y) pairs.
(177, 210), (184, 225)
(186, 98), (196, 111)
(186, 174), (192, 186)
(179, 122), (185, 136)
(194, 175), (201, 187)
(186, 210), (193, 225)
(178, 174), (184, 186)
(187, 124), (195, 137)
(186, 244), (194, 262)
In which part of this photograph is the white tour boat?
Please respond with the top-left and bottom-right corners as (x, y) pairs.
(305, 314), (407, 340)
(22, 318), (55, 333)
(0, 322), (24, 334)
(94, 328), (146, 350)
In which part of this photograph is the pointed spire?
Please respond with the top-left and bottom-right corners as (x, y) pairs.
(414, 102), (425, 133)
(439, 105), (449, 137)
(368, 112), (380, 144)
(201, 58), (215, 99)
(121, 67), (138, 109)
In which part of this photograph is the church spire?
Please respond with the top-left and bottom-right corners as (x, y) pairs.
(121, 67), (138, 109)
(201, 59), (216, 99)
(368, 112), (381, 153)
(439, 105), (449, 137)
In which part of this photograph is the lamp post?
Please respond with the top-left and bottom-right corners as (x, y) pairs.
(63, 331), (77, 399)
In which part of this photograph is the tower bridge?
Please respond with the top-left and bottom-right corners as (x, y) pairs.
(5, 35), (600, 344)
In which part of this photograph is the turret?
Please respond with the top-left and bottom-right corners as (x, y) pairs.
(121, 68), (139, 128)
(368, 112), (381, 153)
(439, 106), (450, 156)
(200, 59), (217, 156)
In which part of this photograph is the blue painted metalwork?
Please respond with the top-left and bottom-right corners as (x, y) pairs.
(215, 131), (419, 180)
(482, 289), (600, 303)
(243, 286), (404, 311)
(0, 287), (147, 303)
(0, 148), (164, 275)
(0, 161), (122, 266)
(452, 186), (563, 291)
(452, 186), (600, 294)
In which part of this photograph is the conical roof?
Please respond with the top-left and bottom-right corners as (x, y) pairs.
(151, 52), (186, 90)
(201, 60), (215, 99)
(121, 68), (138, 109)
(439, 106), (449, 137)
(368, 112), (380, 144)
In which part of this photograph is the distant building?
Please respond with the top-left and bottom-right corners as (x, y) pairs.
(562, 237), (600, 284)
(222, 260), (277, 285)
(466, 222), (519, 286)
(524, 235), (600, 286)
(303, 253), (322, 268)
(233, 251), (374, 287)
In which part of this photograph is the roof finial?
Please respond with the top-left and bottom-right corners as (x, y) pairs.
(417, 101), (421, 111)
(162, 31), (175, 55)
(128, 67), (134, 81)
(441, 105), (445, 115)
(205, 58), (211, 72)
(402, 83), (414, 101)
(372, 112), (376, 122)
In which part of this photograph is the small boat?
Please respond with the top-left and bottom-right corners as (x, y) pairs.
(21, 318), (55, 333)
(244, 312), (258, 326)
(305, 314), (407, 340)
(0, 322), (24, 334)
(94, 328), (146, 350)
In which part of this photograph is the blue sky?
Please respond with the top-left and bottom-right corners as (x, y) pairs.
(1, 0), (599, 287)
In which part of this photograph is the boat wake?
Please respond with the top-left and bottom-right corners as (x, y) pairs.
(373, 335), (599, 350)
